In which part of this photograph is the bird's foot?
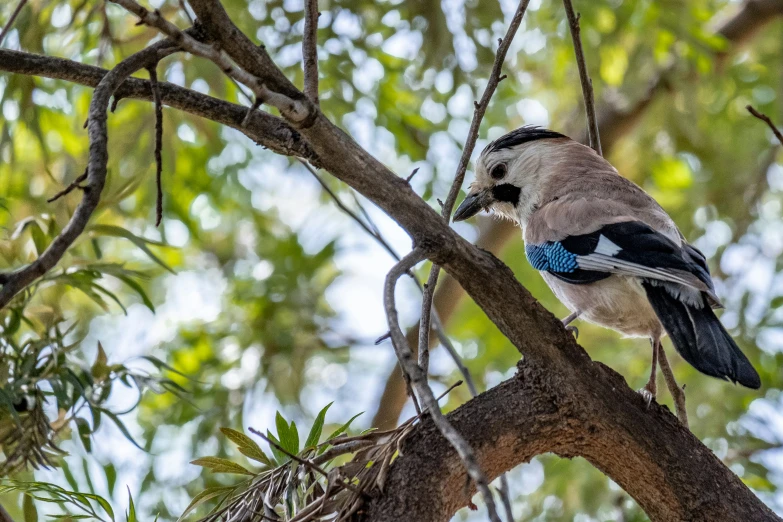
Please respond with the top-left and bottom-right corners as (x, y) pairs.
(564, 325), (579, 339)
(638, 383), (656, 408)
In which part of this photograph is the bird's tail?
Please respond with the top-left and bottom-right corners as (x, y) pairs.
(643, 282), (761, 389)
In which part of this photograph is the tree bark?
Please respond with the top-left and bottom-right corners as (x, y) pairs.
(363, 358), (780, 522)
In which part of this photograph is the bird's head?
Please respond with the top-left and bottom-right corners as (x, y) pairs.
(453, 126), (571, 226)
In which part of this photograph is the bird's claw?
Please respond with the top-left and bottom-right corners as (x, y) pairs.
(565, 325), (579, 339)
(638, 387), (655, 408)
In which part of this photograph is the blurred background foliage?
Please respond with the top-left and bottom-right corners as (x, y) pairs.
(1, 0), (783, 520)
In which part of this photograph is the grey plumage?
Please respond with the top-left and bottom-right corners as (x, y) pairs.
(454, 126), (760, 392)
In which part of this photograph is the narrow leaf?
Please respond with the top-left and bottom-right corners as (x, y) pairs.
(190, 457), (254, 476)
(219, 427), (271, 466)
(305, 403), (332, 449)
(177, 486), (234, 521)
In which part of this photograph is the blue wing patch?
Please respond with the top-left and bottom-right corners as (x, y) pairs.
(525, 242), (578, 273)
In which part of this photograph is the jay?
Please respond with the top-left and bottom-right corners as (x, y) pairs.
(454, 126), (760, 423)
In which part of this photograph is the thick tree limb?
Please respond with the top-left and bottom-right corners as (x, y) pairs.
(361, 357), (780, 522)
(370, 0), (783, 431)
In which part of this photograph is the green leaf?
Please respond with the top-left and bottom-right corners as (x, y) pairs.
(305, 402), (332, 449)
(30, 220), (48, 255)
(76, 417), (92, 452)
(219, 427), (271, 466)
(275, 411), (299, 455)
(91, 342), (109, 380)
(126, 487), (136, 522)
(138, 356), (191, 379)
(266, 430), (288, 465)
(325, 412), (363, 442)
(190, 457), (254, 475)
(116, 275), (155, 312)
(104, 464), (117, 496)
(23, 494), (38, 522)
(177, 486), (235, 521)
(89, 224), (175, 273)
(102, 409), (145, 451)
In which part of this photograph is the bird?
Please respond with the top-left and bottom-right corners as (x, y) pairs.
(453, 125), (760, 424)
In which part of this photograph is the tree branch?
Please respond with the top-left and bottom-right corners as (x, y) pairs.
(0, 0), (27, 46)
(302, 0), (320, 106)
(147, 65), (165, 226)
(0, 49), (318, 161)
(562, 0), (601, 155)
(110, 0), (314, 125)
(384, 249), (501, 522)
(747, 104), (783, 146)
(187, 0), (304, 101)
(362, 357), (782, 522)
(0, 38), (182, 309)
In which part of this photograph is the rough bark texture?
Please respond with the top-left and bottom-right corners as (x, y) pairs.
(364, 358), (780, 522)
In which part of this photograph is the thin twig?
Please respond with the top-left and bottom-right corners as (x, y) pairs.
(148, 65), (165, 226)
(562, 0), (602, 156)
(241, 97), (262, 127)
(418, 268), (438, 374)
(298, 160), (401, 261)
(384, 249), (502, 522)
(498, 474), (514, 522)
(248, 428), (364, 496)
(302, 0), (320, 106)
(177, 0), (194, 24)
(0, 0), (27, 46)
(747, 105), (783, 146)
(419, 3), (532, 515)
(47, 168), (88, 203)
(441, 0), (532, 221)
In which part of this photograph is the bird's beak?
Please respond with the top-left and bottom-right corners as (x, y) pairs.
(453, 188), (494, 222)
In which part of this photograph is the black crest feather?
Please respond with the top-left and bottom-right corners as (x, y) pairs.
(484, 125), (568, 153)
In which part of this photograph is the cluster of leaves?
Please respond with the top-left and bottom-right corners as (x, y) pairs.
(0, 481), (142, 522)
(181, 404), (385, 521)
(0, 311), (186, 475)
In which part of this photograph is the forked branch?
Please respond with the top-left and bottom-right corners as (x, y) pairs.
(384, 249), (502, 522)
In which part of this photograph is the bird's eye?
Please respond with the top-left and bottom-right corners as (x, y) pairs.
(490, 164), (507, 180)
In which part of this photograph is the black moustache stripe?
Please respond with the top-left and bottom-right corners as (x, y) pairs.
(492, 184), (522, 204)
